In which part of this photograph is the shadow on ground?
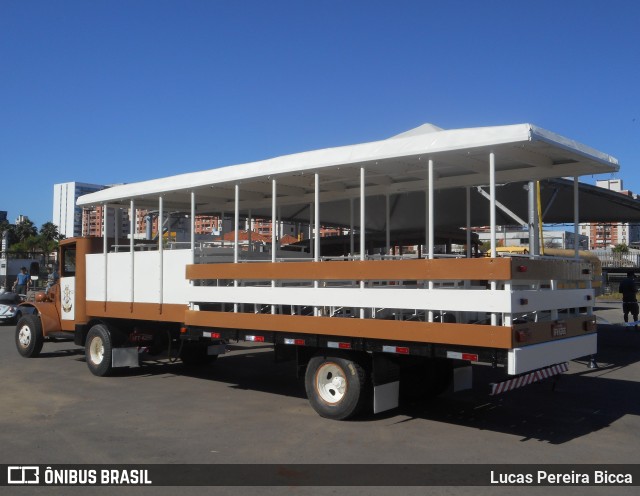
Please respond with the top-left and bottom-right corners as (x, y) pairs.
(38, 323), (640, 445)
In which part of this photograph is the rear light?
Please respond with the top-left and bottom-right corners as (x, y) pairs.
(519, 298), (528, 305)
(284, 338), (305, 346)
(245, 335), (265, 342)
(517, 265), (527, 272)
(180, 327), (188, 334)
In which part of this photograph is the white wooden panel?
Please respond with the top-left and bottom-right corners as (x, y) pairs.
(106, 252), (132, 302)
(134, 251), (161, 303)
(162, 250), (193, 305)
(86, 255), (105, 301)
(510, 289), (594, 312)
(188, 286), (512, 313)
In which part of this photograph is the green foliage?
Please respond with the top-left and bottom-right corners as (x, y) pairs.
(14, 218), (38, 242)
(612, 243), (629, 253)
(4, 221), (60, 265)
(39, 222), (61, 241)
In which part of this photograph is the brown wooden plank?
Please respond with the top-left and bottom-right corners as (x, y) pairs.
(185, 310), (514, 348)
(186, 258), (513, 282)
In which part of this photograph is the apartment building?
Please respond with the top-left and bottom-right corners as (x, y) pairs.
(579, 179), (640, 249)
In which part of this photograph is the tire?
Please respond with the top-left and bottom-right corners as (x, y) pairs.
(305, 353), (369, 420)
(85, 324), (114, 377)
(15, 315), (44, 358)
(180, 341), (218, 368)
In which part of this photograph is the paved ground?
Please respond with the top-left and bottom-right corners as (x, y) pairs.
(1, 302), (639, 495)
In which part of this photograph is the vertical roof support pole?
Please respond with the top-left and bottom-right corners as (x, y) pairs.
(528, 181), (539, 257)
(574, 176), (580, 260)
(158, 196), (164, 312)
(428, 159), (434, 260)
(272, 179), (277, 262)
(489, 152), (496, 258)
(130, 199), (135, 309)
(489, 152), (497, 326)
(103, 203), (108, 307)
(385, 193), (390, 255)
(190, 191), (195, 264)
(309, 203), (313, 259)
(114, 208), (120, 247)
(466, 187), (471, 258)
(234, 184), (239, 313)
(350, 198), (354, 257)
(428, 159), (434, 322)
(360, 167), (366, 319)
(247, 209), (252, 253)
(272, 179), (277, 315)
(314, 173), (320, 317)
(315, 173), (320, 262)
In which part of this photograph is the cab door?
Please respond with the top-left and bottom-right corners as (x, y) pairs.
(59, 242), (77, 321)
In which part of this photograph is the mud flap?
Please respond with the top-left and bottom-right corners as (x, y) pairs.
(372, 353), (400, 414)
(452, 365), (473, 392)
(112, 347), (139, 368)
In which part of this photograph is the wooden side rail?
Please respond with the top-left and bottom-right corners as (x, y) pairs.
(186, 257), (594, 282)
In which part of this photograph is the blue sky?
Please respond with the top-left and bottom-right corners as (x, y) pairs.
(1, 0), (639, 228)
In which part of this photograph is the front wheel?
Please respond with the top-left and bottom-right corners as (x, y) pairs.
(15, 315), (44, 358)
(85, 324), (113, 376)
(305, 353), (369, 420)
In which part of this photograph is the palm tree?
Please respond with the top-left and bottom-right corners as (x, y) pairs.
(39, 222), (60, 242)
(14, 219), (37, 242)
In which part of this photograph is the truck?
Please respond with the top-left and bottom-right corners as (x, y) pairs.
(14, 122), (619, 419)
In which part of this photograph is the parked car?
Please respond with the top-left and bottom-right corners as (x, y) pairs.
(0, 292), (24, 325)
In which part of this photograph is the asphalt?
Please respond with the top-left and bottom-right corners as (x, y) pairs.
(0, 303), (639, 496)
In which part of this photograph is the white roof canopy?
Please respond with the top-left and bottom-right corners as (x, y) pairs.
(78, 123), (619, 229)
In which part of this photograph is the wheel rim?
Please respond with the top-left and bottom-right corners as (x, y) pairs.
(89, 336), (104, 365)
(315, 362), (347, 404)
(18, 326), (32, 348)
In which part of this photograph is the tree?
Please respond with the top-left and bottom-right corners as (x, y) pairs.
(612, 243), (629, 253)
(14, 218), (37, 242)
(39, 222), (60, 242)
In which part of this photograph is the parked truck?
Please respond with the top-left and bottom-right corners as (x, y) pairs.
(14, 123), (619, 419)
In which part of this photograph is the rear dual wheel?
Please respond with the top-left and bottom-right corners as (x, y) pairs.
(305, 353), (369, 420)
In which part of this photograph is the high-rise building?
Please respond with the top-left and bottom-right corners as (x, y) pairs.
(53, 182), (107, 238)
(579, 179), (640, 249)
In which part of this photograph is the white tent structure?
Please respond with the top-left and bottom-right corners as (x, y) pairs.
(79, 123), (618, 255)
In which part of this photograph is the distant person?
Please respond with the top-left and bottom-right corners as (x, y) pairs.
(619, 271), (639, 323)
(45, 266), (59, 295)
(13, 267), (31, 295)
